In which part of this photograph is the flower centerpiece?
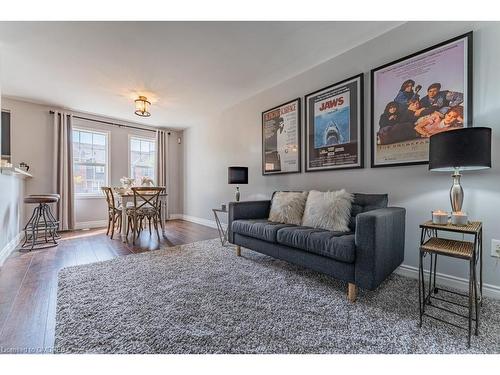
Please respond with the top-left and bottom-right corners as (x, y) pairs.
(120, 176), (135, 190)
(141, 176), (154, 187)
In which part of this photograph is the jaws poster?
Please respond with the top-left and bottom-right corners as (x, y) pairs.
(306, 74), (363, 171)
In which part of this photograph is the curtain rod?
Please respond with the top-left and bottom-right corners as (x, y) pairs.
(49, 111), (171, 135)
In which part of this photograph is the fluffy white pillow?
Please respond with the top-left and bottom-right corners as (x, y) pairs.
(302, 189), (353, 232)
(268, 191), (309, 225)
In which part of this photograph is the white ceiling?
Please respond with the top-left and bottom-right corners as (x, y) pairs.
(0, 21), (402, 129)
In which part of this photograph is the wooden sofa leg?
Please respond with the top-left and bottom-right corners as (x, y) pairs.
(236, 245), (241, 257)
(348, 283), (357, 302)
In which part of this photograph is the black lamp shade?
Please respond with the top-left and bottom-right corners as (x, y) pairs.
(228, 166), (248, 184)
(429, 127), (492, 172)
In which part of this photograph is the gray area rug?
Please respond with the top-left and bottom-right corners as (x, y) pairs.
(55, 239), (500, 354)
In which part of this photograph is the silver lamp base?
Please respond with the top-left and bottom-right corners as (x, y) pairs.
(235, 186), (240, 202)
(450, 168), (464, 213)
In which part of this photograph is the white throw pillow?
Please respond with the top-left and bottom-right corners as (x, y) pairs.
(268, 191), (309, 225)
(302, 189), (353, 232)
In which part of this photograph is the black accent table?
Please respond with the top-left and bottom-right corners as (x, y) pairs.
(418, 220), (483, 348)
(212, 208), (229, 246)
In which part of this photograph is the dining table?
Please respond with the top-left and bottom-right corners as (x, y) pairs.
(114, 187), (168, 243)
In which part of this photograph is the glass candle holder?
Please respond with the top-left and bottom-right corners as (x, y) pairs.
(451, 211), (468, 226)
(432, 210), (449, 225)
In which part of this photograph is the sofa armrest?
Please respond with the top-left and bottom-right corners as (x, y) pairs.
(354, 207), (406, 290)
(228, 200), (271, 243)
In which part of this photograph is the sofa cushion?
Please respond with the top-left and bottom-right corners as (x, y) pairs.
(302, 189), (353, 232)
(276, 226), (326, 251)
(231, 219), (295, 243)
(276, 226), (355, 263)
(268, 191), (309, 225)
(307, 231), (356, 263)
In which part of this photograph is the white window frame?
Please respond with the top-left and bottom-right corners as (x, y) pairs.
(128, 134), (156, 184)
(72, 127), (111, 199)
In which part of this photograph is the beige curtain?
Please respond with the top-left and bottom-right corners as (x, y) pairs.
(155, 129), (169, 217)
(53, 111), (75, 230)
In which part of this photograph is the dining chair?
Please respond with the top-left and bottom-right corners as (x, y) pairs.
(101, 187), (122, 239)
(126, 187), (164, 244)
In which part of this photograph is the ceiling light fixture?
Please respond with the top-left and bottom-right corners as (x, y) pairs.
(134, 95), (151, 117)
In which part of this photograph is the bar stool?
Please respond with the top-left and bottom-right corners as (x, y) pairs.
(28, 194), (60, 239)
(22, 195), (59, 251)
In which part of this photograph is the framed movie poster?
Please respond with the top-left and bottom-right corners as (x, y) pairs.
(262, 98), (301, 175)
(305, 73), (364, 172)
(371, 32), (473, 168)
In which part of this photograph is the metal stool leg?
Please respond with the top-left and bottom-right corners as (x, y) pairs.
(473, 255), (479, 336)
(44, 203), (60, 239)
(468, 258), (473, 348)
(31, 205), (42, 251)
(41, 204), (57, 245)
(40, 204), (49, 243)
(22, 202), (58, 251)
(427, 253), (434, 304)
(418, 250), (424, 327)
(433, 254), (438, 294)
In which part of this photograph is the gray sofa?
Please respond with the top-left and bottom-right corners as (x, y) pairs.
(228, 193), (405, 302)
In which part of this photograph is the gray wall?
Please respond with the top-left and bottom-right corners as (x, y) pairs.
(1, 97), (184, 227)
(183, 22), (500, 288)
(0, 54), (26, 264)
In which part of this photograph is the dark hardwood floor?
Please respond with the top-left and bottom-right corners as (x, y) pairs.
(0, 219), (218, 353)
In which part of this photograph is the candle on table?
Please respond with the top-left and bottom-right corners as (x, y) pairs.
(451, 211), (468, 226)
(432, 210), (449, 225)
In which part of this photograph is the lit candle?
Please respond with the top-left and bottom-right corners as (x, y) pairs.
(432, 210), (449, 225)
(451, 211), (468, 226)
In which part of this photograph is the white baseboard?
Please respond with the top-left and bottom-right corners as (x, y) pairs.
(169, 214), (184, 220)
(0, 232), (23, 267)
(395, 264), (500, 300)
(172, 214), (218, 229)
(74, 220), (108, 230)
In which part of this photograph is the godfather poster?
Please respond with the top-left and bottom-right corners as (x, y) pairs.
(262, 98), (301, 175)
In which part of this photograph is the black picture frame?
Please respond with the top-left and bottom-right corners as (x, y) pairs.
(371, 32), (473, 168)
(261, 98), (301, 175)
(304, 73), (364, 172)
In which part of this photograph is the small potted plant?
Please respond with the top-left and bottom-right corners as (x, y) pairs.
(141, 176), (154, 187)
(120, 176), (135, 191)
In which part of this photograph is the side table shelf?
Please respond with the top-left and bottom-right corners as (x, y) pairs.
(418, 220), (483, 348)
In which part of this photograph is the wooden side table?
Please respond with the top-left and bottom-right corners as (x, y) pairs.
(418, 220), (483, 347)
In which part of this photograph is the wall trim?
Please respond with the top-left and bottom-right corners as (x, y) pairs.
(395, 264), (500, 300)
(0, 232), (23, 267)
(172, 214), (218, 229)
(74, 220), (108, 230)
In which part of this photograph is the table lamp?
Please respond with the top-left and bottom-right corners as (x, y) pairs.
(429, 127), (491, 213)
(228, 166), (248, 202)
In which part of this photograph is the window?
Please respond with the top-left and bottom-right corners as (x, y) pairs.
(72, 128), (109, 196)
(129, 136), (156, 182)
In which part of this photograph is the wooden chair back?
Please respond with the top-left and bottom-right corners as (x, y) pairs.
(101, 187), (117, 210)
(131, 187), (164, 211)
